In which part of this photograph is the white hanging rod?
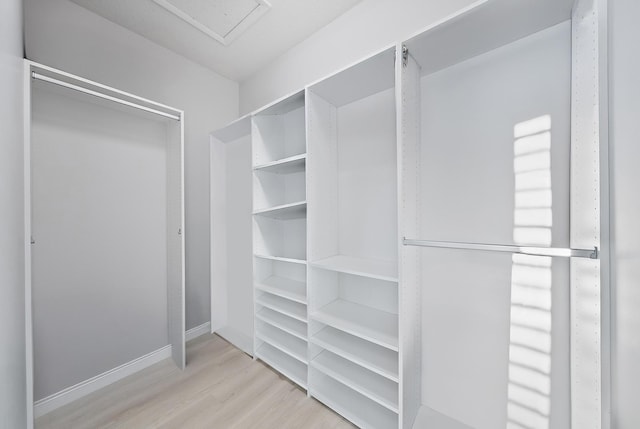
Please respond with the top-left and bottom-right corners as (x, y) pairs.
(32, 72), (181, 122)
(402, 238), (599, 259)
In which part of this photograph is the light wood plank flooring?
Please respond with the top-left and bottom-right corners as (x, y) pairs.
(36, 334), (356, 429)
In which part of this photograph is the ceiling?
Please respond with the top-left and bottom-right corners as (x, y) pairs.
(70, 0), (362, 82)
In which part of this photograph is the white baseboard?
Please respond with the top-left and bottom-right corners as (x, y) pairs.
(215, 325), (253, 356)
(186, 322), (211, 342)
(34, 345), (172, 418)
(34, 322), (215, 418)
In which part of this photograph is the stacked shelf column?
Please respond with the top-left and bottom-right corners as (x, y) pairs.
(252, 92), (309, 390)
(306, 48), (400, 429)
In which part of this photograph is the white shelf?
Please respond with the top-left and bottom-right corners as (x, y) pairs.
(258, 90), (305, 115)
(255, 276), (306, 304)
(310, 255), (398, 282)
(256, 307), (307, 341)
(254, 254), (306, 265)
(253, 201), (307, 220)
(312, 350), (398, 413)
(256, 292), (307, 323)
(308, 49), (396, 107)
(311, 371), (398, 429)
(413, 407), (473, 429)
(210, 114), (250, 142)
(256, 324), (307, 364)
(313, 300), (398, 351)
(256, 343), (307, 390)
(253, 153), (306, 174)
(311, 326), (398, 382)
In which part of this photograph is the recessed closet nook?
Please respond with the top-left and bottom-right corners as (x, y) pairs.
(210, 0), (607, 428)
(25, 62), (185, 416)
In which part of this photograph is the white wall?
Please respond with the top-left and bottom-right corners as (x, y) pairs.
(0, 0), (27, 427)
(24, 0), (239, 331)
(610, 0), (640, 427)
(240, 0), (478, 113)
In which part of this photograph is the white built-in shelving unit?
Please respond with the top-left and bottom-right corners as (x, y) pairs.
(211, 1), (607, 427)
(251, 92), (310, 390)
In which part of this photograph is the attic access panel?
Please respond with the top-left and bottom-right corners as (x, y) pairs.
(152, 0), (271, 46)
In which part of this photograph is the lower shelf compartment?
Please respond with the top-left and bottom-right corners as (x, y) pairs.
(311, 350), (398, 412)
(253, 201), (307, 219)
(311, 370), (398, 429)
(254, 254), (307, 265)
(412, 406), (473, 429)
(256, 292), (307, 322)
(255, 343), (308, 390)
(311, 326), (398, 382)
(313, 299), (398, 351)
(256, 307), (307, 341)
(256, 324), (308, 363)
(255, 275), (307, 304)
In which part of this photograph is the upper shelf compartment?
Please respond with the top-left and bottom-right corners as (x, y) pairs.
(306, 46), (398, 276)
(252, 91), (306, 167)
(309, 48), (395, 107)
(253, 153), (306, 174)
(405, 0), (574, 77)
(210, 115), (251, 143)
(253, 201), (307, 220)
(310, 255), (397, 283)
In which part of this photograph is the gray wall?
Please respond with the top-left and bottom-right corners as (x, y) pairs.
(30, 86), (172, 400)
(24, 0), (239, 332)
(0, 0), (27, 427)
(610, 0), (640, 427)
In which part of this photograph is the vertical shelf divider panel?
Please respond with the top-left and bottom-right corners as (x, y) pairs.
(306, 47), (400, 429)
(252, 91), (309, 391)
(570, 1), (609, 426)
(396, 42), (422, 429)
(210, 115), (255, 355)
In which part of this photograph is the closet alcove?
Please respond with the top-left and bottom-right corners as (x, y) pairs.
(25, 62), (185, 416)
(210, 0), (608, 427)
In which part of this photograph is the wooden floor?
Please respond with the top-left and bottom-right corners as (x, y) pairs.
(36, 334), (356, 429)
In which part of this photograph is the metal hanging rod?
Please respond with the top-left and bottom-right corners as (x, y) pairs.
(402, 238), (599, 259)
(32, 72), (181, 122)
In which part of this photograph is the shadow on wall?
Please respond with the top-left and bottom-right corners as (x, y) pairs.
(507, 115), (553, 429)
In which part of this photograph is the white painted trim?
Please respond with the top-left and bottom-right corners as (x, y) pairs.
(34, 345), (172, 418)
(210, 135), (228, 337)
(215, 326), (254, 356)
(186, 322), (211, 342)
(223, 0), (271, 45)
(151, 0), (271, 46)
(598, 0), (611, 427)
(23, 59), (34, 429)
(33, 321), (210, 420)
(24, 60), (183, 116)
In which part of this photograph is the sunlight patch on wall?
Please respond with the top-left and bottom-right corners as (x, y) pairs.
(507, 115), (553, 429)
